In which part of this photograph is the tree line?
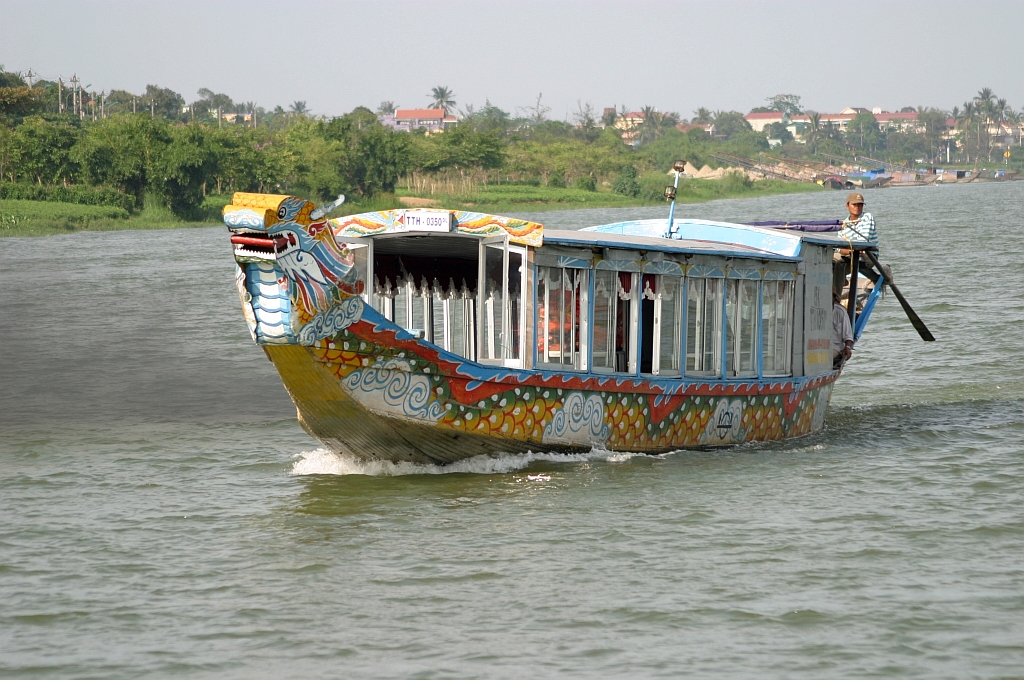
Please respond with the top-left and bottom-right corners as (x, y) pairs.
(3, 69), (1022, 220)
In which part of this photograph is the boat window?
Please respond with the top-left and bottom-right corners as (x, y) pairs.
(726, 279), (759, 378)
(371, 235), (479, 359)
(346, 243), (369, 301)
(508, 249), (523, 362)
(536, 266), (588, 370)
(639, 274), (682, 376)
(479, 241), (526, 367)
(394, 277), (410, 329)
(656, 276), (681, 376)
(591, 269), (636, 373)
(762, 280), (793, 376)
(411, 279), (428, 337)
(592, 270), (616, 371)
(685, 277), (723, 377)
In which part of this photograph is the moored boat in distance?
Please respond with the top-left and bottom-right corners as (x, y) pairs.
(224, 188), (917, 464)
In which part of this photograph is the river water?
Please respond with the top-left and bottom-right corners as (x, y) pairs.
(2, 182), (1023, 678)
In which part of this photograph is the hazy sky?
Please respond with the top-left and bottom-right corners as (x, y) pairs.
(3, 1), (1023, 119)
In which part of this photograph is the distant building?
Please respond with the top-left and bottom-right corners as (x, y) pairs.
(873, 111), (920, 132)
(677, 122), (714, 135)
(220, 112), (253, 123)
(744, 111), (787, 132)
(379, 108), (457, 132)
(614, 111), (647, 145)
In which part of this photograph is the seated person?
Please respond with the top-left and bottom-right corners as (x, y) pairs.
(832, 291), (853, 368)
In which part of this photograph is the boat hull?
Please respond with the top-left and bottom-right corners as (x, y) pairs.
(263, 306), (838, 464)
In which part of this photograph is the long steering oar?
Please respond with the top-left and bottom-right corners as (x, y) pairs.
(862, 250), (935, 342)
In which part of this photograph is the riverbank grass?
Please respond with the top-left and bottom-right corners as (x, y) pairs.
(3, 179), (822, 237)
(0, 193), (405, 237)
(397, 178), (824, 213)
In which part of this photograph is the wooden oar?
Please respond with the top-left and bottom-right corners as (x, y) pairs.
(863, 250), (935, 342)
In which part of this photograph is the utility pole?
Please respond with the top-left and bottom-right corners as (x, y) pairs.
(25, 68), (35, 88)
(218, 106), (222, 128)
(150, 99), (155, 118)
(58, 78), (63, 114)
(100, 91), (105, 119)
(132, 97), (137, 114)
(70, 74), (80, 118)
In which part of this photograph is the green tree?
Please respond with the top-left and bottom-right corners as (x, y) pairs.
(144, 84), (185, 119)
(804, 112), (822, 153)
(711, 111), (752, 140)
(158, 123), (217, 217)
(612, 164), (640, 197)
(765, 94), (802, 116)
(377, 101), (398, 115)
(572, 101), (601, 143)
(847, 111), (883, 153)
(691, 107), (713, 124)
(11, 116), (80, 185)
(916, 107), (949, 161)
(765, 122), (793, 144)
(416, 124), (504, 171)
(350, 124), (411, 196)
(0, 123), (16, 181)
(0, 68), (45, 119)
(72, 114), (167, 205)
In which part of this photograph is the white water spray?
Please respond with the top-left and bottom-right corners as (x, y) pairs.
(290, 447), (661, 477)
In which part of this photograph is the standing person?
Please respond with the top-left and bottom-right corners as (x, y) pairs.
(839, 192), (878, 246)
(832, 291), (854, 368)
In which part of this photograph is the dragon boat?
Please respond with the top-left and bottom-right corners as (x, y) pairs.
(224, 189), (929, 464)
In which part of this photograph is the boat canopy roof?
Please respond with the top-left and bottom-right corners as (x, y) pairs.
(325, 211), (877, 262)
(544, 228), (801, 262)
(225, 194), (874, 262)
(579, 218), (876, 259)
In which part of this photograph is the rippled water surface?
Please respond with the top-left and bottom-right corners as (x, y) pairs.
(3, 183), (1023, 678)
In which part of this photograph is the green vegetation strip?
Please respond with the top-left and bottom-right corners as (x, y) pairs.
(0, 194), (405, 238)
(403, 178), (823, 213)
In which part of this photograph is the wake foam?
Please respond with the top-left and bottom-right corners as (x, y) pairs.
(290, 447), (657, 476)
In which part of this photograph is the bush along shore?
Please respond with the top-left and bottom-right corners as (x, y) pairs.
(2, 177), (821, 237)
(0, 193), (408, 238)
(2, 64), (826, 238)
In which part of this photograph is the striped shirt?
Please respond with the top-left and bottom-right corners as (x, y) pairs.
(839, 212), (878, 245)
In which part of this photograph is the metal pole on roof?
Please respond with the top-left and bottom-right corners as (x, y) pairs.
(666, 160), (686, 236)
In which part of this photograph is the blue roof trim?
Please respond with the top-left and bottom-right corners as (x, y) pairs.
(583, 218), (804, 258)
(544, 232), (799, 263)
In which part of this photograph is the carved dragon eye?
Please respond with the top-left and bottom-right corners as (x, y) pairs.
(277, 206), (288, 219)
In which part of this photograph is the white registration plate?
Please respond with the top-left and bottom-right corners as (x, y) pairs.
(402, 209), (452, 232)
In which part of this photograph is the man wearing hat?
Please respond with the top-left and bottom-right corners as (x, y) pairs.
(833, 192), (879, 310)
(839, 192), (877, 245)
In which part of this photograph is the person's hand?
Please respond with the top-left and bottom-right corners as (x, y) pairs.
(843, 344), (853, 360)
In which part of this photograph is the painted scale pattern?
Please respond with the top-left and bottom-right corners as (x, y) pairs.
(298, 305), (835, 454)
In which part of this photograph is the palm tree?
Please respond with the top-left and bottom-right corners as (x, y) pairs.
(289, 100), (309, 116)
(804, 112), (821, 154)
(636, 105), (664, 146)
(692, 107), (713, 124)
(429, 86), (456, 115)
(973, 88), (997, 161)
(377, 101), (398, 115)
(956, 101), (976, 163)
